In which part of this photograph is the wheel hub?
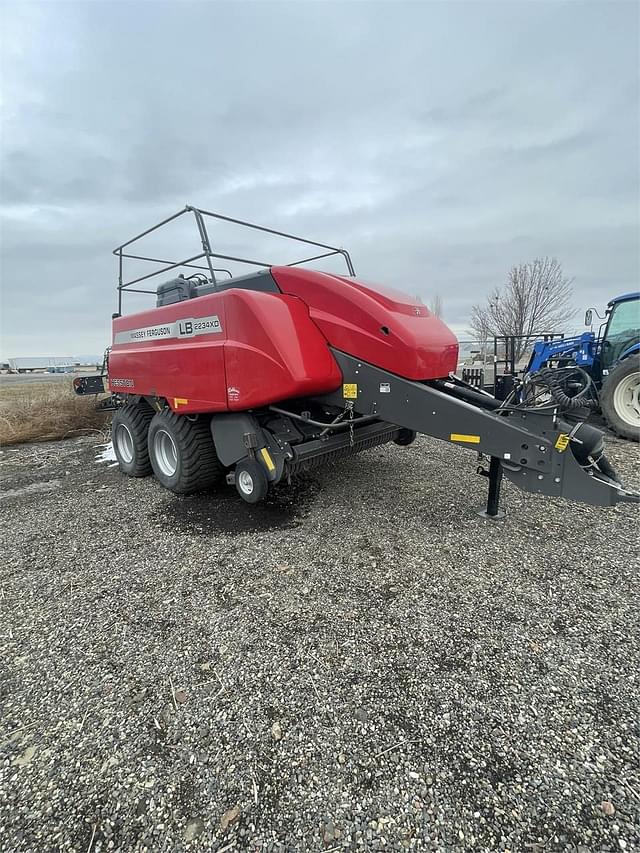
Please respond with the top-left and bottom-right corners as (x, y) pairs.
(115, 423), (134, 464)
(613, 371), (640, 427)
(154, 429), (178, 477)
(237, 470), (254, 495)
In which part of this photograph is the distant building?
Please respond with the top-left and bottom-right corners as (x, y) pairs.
(8, 357), (75, 373)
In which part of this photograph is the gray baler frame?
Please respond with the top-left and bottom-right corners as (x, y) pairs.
(197, 349), (638, 515)
(311, 351), (638, 510)
(80, 349), (639, 514)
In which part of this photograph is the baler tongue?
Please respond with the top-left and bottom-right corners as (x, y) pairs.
(547, 419), (640, 504)
(317, 350), (638, 514)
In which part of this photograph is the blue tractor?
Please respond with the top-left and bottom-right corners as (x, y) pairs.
(524, 292), (640, 440)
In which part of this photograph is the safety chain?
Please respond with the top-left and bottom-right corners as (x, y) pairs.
(347, 400), (355, 447)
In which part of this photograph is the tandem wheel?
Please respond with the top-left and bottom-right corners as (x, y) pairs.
(111, 404), (153, 477)
(234, 458), (269, 504)
(147, 410), (223, 494)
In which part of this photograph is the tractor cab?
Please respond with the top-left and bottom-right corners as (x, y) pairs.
(594, 292), (640, 378)
(580, 291), (640, 438)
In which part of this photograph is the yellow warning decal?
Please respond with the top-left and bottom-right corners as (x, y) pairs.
(450, 433), (481, 444)
(343, 383), (358, 399)
(260, 447), (276, 472)
(555, 433), (570, 452)
(173, 397), (189, 408)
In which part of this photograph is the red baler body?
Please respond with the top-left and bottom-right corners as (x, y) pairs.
(109, 267), (459, 413)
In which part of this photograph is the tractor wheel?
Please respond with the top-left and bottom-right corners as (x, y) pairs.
(600, 355), (640, 441)
(148, 410), (224, 493)
(111, 404), (153, 477)
(234, 458), (269, 504)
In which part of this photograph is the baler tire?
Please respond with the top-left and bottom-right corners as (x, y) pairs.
(111, 404), (153, 477)
(394, 428), (417, 447)
(234, 458), (268, 504)
(600, 355), (640, 442)
(148, 410), (224, 494)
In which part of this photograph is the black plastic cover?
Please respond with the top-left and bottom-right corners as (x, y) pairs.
(156, 276), (195, 307)
(194, 270), (280, 298)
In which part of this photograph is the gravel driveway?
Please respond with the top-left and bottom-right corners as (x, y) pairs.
(1, 434), (639, 852)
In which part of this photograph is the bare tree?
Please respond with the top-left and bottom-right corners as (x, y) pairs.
(469, 257), (575, 360)
(429, 293), (444, 319)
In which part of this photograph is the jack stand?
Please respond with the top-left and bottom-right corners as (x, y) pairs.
(477, 456), (505, 519)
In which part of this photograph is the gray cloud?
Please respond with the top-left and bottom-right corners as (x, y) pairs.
(1, 0), (638, 356)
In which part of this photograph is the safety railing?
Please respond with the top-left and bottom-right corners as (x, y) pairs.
(113, 205), (355, 313)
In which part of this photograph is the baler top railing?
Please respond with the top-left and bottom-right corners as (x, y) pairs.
(191, 206), (356, 274)
(113, 205), (355, 313)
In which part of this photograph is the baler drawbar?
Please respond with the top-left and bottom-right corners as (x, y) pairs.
(75, 205), (639, 515)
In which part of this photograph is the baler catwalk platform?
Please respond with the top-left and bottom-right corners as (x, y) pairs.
(75, 205), (638, 514)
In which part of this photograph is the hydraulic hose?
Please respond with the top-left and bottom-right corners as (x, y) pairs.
(532, 366), (598, 410)
(431, 380), (502, 411)
(558, 420), (622, 485)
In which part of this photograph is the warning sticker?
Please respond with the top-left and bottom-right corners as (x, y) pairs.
(343, 383), (358, 399)
(450, 433), (481, 444)
(555, 433), (570, 452)
(260, 447), (276, 472)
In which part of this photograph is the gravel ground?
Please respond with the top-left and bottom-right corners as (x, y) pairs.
(1, 433), (639, 853)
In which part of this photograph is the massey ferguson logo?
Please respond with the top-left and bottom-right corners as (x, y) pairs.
(177, 317), (221, 337)
(114, 315), (222, 345)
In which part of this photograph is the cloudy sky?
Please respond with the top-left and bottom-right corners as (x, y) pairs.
(1, 0), (638, 358)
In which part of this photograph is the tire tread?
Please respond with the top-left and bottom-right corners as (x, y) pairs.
(112, 404), (154, 477)
(600, 355), (640, 442)
(149, 410), (223, 493)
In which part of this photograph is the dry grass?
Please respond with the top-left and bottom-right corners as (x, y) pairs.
(0, 381), (109, 446)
